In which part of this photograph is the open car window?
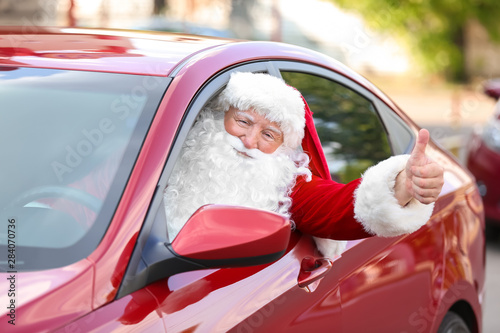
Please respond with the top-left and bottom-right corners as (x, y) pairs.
(280, 71), (392, 182)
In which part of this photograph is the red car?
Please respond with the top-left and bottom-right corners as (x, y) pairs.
(466, 80), (500, 232)
(483, 79), (500, 100)
(0, 27), (485, 332)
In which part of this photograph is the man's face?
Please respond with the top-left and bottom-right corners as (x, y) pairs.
(223, 107), (284, 155)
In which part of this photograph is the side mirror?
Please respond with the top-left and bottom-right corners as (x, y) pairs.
(118, 204), (290, 297)
(171, 205), (291, 266)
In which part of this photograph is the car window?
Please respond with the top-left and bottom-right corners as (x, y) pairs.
(118, 63), (277, 297)
(0, 67), (167, 271)
(281, 71), (392, 182)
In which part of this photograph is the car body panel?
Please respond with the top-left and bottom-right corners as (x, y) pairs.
(467, 132), (500, 224)
(52, 292), (166, 332)
(1, 260), (94, 331)
(0, 28), (485, 333)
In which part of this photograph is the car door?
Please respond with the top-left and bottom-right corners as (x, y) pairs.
(116, 62), (344, 333)
(277, 63), (447, 332)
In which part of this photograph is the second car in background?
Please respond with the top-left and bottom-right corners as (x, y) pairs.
(466, 79), (500, 232)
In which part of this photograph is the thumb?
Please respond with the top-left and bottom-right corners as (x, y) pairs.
(411, 129), (429, 164)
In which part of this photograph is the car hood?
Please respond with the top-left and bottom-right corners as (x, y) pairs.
(0, 258), (94, 330)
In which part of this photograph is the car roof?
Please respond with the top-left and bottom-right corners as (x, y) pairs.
(0, 26), (236, 76)
(0, 26), (401, 113)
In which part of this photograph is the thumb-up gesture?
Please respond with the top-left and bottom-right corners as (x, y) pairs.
(395, 129), (444, 206)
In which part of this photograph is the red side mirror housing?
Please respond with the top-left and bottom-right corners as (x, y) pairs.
(172, 205), (291, 265)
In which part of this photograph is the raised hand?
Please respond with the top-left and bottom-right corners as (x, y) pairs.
(395, 129), (444, 206)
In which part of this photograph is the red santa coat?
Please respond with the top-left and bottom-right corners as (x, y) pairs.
(290, 96), (434, 243)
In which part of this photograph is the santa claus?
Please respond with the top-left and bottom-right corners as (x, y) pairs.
(163, 72), (444, 257)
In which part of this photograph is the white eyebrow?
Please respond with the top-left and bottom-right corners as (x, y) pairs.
(236, 110), (283, 136)
(235, 111), (255, 122)
(266, 126), (283, 136)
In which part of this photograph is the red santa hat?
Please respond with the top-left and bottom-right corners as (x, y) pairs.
(216, 72), (306, 150)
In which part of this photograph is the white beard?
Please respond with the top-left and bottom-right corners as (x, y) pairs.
(163, 108), (346, 258)
(164, 108), (311, 241)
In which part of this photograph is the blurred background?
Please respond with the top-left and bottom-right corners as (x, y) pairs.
(1, 0), (499, 331)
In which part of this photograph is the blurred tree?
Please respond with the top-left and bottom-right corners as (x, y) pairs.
(282, 71), (392, 182)
(331, 0), (500, 82)
(68, 0), (76, 27)
(0, 0), (56, 26)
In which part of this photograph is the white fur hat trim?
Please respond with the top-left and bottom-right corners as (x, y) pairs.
(354, 154), (434, 237)
(217, 72), (306, 149)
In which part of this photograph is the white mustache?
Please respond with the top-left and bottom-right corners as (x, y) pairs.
(224, 133), (275, 160)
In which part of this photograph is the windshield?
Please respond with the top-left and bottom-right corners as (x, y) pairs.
(0, 67), (168, 271)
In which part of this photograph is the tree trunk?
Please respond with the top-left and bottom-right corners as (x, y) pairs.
(230, 0), (255, 39)
(153, 0), (168, 15)
(449, 25), (468, 82)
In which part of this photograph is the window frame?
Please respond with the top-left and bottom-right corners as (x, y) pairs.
(118, 61), (279, 297)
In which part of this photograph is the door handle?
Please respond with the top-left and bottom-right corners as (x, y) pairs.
(297, 257), (333, 289)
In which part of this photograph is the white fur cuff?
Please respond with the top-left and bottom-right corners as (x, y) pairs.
(353, 155), (434, 237)
(313, 237), (347, 258)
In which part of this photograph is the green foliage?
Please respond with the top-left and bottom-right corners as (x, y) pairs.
(331, 0), (500, 81)
(337, 159), (374, 183)
(282, 71), (392, 183)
